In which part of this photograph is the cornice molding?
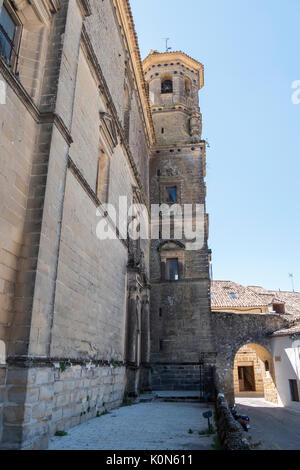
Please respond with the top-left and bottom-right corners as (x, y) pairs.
(12, 0), (61, 25)
(143, 51), (204, 90)
(113, 0), (155, 146)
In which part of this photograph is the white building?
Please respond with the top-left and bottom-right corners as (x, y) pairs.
(270, 324), (300, 410)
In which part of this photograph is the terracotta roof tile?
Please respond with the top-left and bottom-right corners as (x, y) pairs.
(248, 286), (300, 319)
(211, 281), (267, 308)
(270, 322), (300, 337)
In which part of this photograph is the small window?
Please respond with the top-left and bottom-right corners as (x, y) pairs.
(161, 128), (164, 134)
(167, 258), (179, 281)
(264, 360), (270, 372)
(229, 292), (238, 299)
(0, 5), (17, 64)
(166, 186), (177, 203)
(159, 340), (163, 352)
(289, 379), (300, 402)
(159, 308), (162, 318)
(161, 79), (173, 94)
(210, 293), (215, 300)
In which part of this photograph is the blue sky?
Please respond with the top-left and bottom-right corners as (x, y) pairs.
(130, 0), (300, 292)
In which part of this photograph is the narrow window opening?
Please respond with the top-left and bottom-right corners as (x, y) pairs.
(167, 258), (179, 281)
(166, 186), (177, 203)
(185, 78), (191, 96)
(289, 379), (299, 402)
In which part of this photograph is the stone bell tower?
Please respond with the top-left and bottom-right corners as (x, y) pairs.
(143, 51), (216, 393)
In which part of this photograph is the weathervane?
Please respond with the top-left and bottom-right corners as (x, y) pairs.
(163, 38), (172, 52)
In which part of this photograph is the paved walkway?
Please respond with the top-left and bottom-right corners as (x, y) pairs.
(49, 400), (215, 450)
(236, 397), (300, 450)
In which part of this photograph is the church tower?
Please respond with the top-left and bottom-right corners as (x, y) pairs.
(143, 51), (216, 393)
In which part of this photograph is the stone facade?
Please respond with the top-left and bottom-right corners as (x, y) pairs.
(143, 51), (216, 393)
(0, 0), (153, 449)
(0, 0), (291, 451)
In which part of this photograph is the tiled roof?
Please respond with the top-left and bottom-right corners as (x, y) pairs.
(269, 322), (300, 337)
(211, 281), (267, 308)
(248, 286), (300, 320)
(211, 281), (300, 319)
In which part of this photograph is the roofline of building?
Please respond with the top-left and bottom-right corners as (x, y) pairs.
(269, 328), (300, 337)
(142, 50), (204, 89)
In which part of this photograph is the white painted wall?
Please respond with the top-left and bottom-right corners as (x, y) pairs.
(271, 336), (300, 410)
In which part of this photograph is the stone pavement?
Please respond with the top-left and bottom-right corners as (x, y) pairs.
(49, 399), (215, 450)
(236, 397), (300, 450)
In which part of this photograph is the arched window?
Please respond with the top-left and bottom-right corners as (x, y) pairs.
(161, 79), (173, 94)
(0, 340), (6, 364)
(97, 149), (110, 203)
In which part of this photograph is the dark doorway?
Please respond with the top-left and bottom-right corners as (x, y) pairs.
(238, 366), (256, 392)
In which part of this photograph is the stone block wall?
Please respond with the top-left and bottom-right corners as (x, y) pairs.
(0, 0), (152, 449)
(0, 363), (125, 450)
(151, 364), (201, 391)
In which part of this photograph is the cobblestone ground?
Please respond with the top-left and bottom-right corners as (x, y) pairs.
(49, 401), (215, 450)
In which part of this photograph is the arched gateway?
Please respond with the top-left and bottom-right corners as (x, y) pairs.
(234, 343), (277, 403)
(211, 311), (289, 405)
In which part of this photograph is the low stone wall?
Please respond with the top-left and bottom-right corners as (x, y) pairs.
(0, 362), (126, 450)
(213, 369), (251, 450)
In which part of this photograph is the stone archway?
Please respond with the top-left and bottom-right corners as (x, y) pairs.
(211, 311), (289, 405)
(234, 343), (278, 403)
